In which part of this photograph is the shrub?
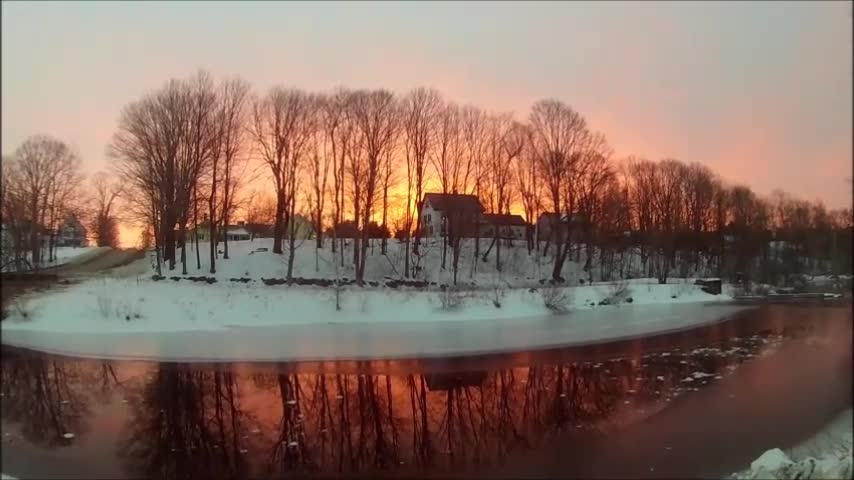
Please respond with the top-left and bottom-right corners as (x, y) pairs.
(607, 280), (632, 305)
(437, 286), (466, 311)
(540, 285), (572, 313)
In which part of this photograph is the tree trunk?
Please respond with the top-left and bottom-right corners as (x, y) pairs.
(180, 223), (188, 275)
(153, 208), (162, 277)
(193, 183), (201, 269)
(381, 182), (389, 256)
(209, 165), (217, 274)
(286, 191), (297, 282)
(272, 191), (285, 254)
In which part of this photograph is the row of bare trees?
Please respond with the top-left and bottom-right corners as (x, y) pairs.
(108, 71), (852, 284)
(111, 72), (251, 276)
(1, 136), (126, 271)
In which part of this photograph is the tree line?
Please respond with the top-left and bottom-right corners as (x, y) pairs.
(1, 137), (122, 271)
(7, 69), (850, 284)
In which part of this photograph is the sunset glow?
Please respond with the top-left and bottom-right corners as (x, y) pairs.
(2, 1), (850, 215)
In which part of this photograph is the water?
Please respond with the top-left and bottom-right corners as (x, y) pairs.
(1, 305), (850, 479)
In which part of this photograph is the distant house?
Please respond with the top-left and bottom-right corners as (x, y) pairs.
(536, 212), (585, 243)
(57, 216), (87, 247)
(420, 193), (485, 238)
(194, 221), (250, 242)
(478, 213), (528, 240)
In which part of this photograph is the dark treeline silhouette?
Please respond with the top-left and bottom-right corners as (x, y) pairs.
(7, 70), (848, 284)
(107, 70), (852, 285)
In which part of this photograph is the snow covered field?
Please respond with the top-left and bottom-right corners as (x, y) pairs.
(168, 237), (719, 286)
(0, 237), (737, 360)
(1, 275), (730, 334)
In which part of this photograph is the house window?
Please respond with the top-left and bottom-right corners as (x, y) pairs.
(426, 214), (432, 222)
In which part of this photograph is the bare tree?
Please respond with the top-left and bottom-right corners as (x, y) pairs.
(431, 102), (466, 195)
(321, 88), (353, 267)
(12, 135), (82, 268)
(527, 100), (589, 281)
(516, 126), (540, 253)
(402, 88), (442, 267)
(111, 79), (190, 274)
(481, 115), (525, 271)
(217, 77), (251, 261)
(90, 172), (123, 247)
(249, 87), (314, 272)
(308, 98), (331, 269)
(459, 106), (489, 270)
(180, 71), (221, 275)
(348, 89), (399, 283)
(430, 101), (463, 268)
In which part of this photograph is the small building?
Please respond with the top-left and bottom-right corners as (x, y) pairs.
(478, 213), (528, 240)
(421, 193), (485, 238)
(223, 227), (250, 242)
(195, 221), (251, 242)
(536, 212), (585, 243)
(57, 216), (87, 247)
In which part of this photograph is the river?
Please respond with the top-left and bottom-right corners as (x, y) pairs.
(0, 304), (850, 479)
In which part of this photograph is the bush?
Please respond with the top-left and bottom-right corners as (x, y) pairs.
(540, 285), (572, 313)
(607, 280), (632, 305)
(437, 286), (466, 311)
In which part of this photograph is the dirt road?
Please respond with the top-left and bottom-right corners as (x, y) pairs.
(51, 248), (144, 276)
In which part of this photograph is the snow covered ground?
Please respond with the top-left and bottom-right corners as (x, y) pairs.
(1, 246), (109, 272)
(0, 303), (747, 362)
(0, 237), (738, 360)
(731, 408), (853, 479)
(169, 237), (719, 287)
(1, 273), (729, 334)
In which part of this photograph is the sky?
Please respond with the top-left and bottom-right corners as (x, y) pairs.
(2, 1), (852, 213)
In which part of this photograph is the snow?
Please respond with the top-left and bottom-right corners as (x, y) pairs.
(732, 409), (853, 479)
(167, 237), (721, 288)
(0, 236), (741, 361)
(1, 246), (108, 271)
(0, 300), (746, 362)
(1, 274), (731, 334)
(50, 246), (108, 266)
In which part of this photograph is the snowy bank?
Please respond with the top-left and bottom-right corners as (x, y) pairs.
(1, 276), (731, 334)
(0, 297), (746, 362)
(732, 409), (853, 479)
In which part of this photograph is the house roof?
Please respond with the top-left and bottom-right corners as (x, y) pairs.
(423, 193), (484, 213)
(224, 227), (249, 236)
(537, 212), (583, 224)
(480, 213), (528, 226)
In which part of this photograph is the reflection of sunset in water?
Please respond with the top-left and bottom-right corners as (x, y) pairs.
(3, 306), (850, 479)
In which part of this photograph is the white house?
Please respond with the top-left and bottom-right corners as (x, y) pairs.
(420, 193), (485, 238)
(195, 222), (251, 242)
(223, 227), (250, 242)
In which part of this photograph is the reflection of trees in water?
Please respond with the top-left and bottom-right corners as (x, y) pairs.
(118, 364), (255, 480)
(254, 342), (774, 475)
(252, 365), (634, 475)
(0, 355), (92, 446)
(1, 333), (776, 477)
